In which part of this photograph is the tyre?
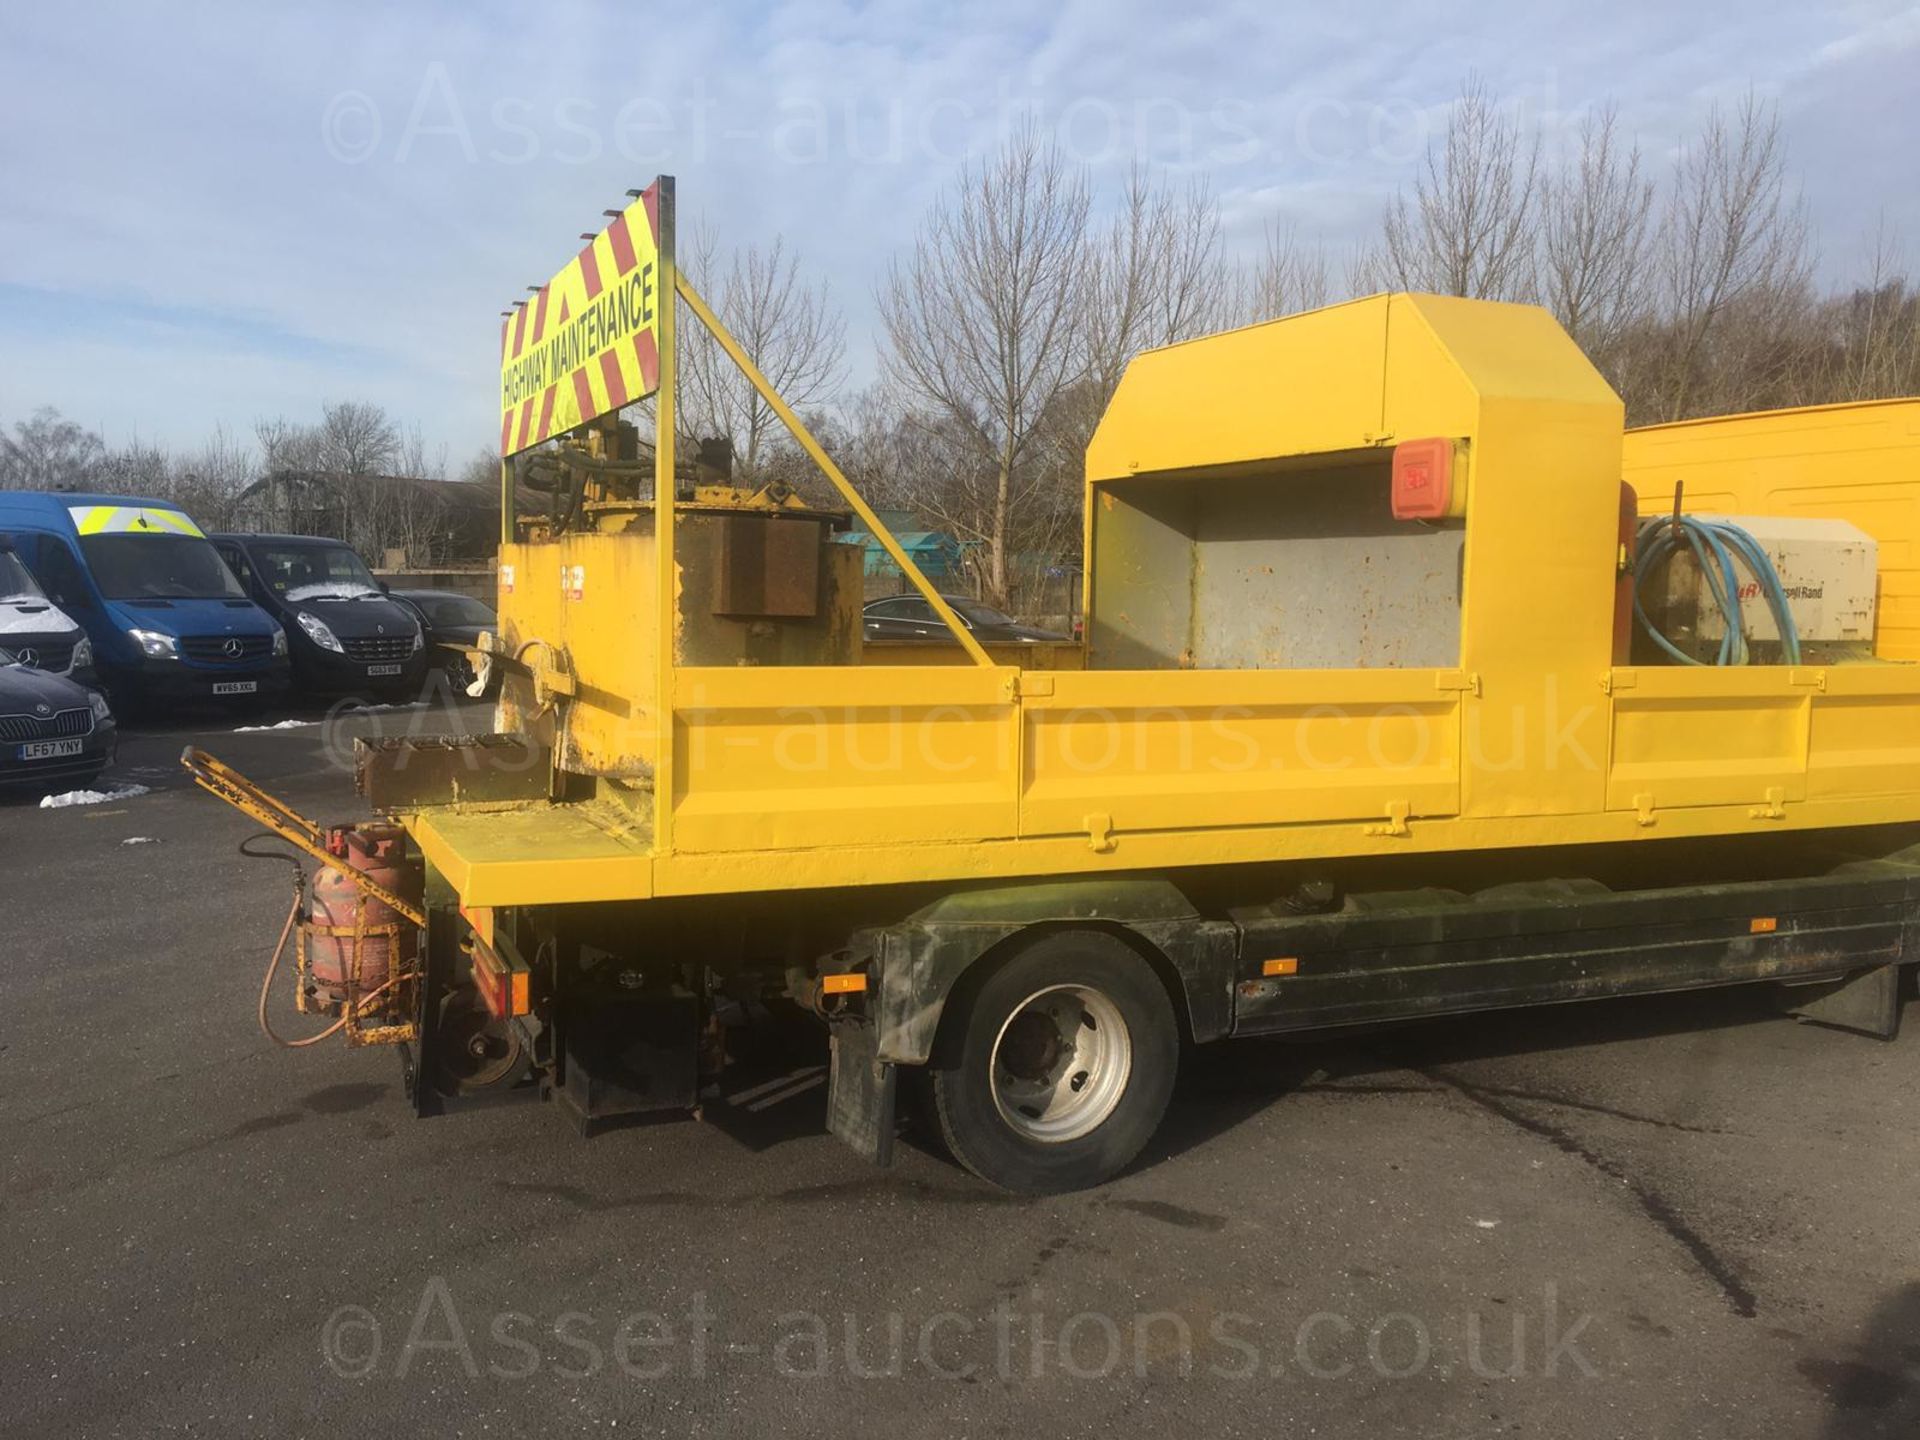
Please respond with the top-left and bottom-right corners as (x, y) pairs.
(929, 929), (1179, 1194)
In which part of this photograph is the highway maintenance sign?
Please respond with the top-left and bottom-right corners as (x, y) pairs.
(498, 177), (671, 456)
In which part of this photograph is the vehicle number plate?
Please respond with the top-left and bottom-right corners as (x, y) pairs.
(20, 738), (83, 760)
(366, 663), (403, 677)
(212, 680), (258, 695)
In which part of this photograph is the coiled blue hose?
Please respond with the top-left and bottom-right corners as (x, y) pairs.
(1633, 515), (1802, 666)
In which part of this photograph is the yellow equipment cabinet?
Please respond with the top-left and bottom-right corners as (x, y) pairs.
(205, 182), (1920, 1193)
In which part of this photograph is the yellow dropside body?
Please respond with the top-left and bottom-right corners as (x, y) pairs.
(409, 296), (1920, 909)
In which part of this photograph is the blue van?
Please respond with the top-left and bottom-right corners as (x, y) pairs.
(0, 493), (289, 706)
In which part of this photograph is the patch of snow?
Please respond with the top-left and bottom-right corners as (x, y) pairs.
(231, 719), (316, 732)
(0, 600), (78, 635)
(1473, 1219), (1500, 1230)
(121, 836), (161, 845)
(284, 582), (379, 602)
(341, 701), (429, 713)
(39, 783), (152, 809)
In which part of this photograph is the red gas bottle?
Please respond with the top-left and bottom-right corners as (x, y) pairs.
(306, 823), (421, 1014)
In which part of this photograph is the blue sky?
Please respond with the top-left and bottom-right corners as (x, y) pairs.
(1, 0), (1916, 465)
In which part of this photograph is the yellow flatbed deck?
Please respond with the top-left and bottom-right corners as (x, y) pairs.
(410, 801), (653, 907)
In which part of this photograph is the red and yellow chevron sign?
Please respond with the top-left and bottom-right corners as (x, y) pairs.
(499, 179), (670, 456)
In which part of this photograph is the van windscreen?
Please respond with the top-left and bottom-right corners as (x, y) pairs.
(0, 548), (46, 603)
(79, 535), (247, 600)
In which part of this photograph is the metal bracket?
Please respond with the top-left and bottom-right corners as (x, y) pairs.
(1788, 668), (1828, 691)
(1750, 786), (1788, 821)
(1364, 800), (1412, 838)
(1434, 670), (1481, 696)
(1084, 813), (1116, 853)
(1776, 964), (1902, 1040)
(1015, 674), (1055, 699)
(1604, 669), (1638, 695)
(1633, 792), (1657, 828)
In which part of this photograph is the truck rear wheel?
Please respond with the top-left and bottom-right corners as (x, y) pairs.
(930, 930), (1178, 1194)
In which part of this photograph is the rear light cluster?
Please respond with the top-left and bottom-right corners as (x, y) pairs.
(469, 934), (530, 1017)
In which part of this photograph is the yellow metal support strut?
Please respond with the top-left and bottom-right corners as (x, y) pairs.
(180, 747), (427, 927)
(673, 271), (996, 670)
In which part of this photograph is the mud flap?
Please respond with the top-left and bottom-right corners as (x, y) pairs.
(827, 1020), (897, 1166)
(1777, 964), (1904, 1040)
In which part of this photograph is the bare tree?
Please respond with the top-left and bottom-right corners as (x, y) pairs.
(1242, 222), (1335, 321)
(0, 408), (106, 490)
(164, 422), (257, 528)
(457, 446), (502, 489)
(1820, 220), (1920, 402)
(1345, 242), (1394, 298)
(877, 122), (1092, 603)
(255, 415), (324, 473)
(1083, 168), (1235, 398)
(1541, 106), (1655, 361)
(680, 229), (846, 482)
(1645, 94), (1813, 420)
(1382, 74), (1541, 300)
(316, 400), (399, 475)
(396, 420), (447, 479)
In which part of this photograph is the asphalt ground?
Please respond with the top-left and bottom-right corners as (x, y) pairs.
(4, 690), (1919, 1438)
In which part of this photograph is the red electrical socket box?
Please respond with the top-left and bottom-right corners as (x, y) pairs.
(1391, 437), (1455, 520)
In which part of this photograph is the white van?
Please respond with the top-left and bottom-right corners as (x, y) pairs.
(0, 534), (93, 680)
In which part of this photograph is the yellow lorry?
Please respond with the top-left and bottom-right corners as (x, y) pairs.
(195, 179), (1920, 1193)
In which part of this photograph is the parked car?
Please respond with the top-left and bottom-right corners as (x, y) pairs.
(0, 534), (94, 682)
(389, 589), (496, 694)
(861, 594), (1071, 645)
(0, 646), (115, 792)
(210, 534), (427, 701)
(0, 494), (288, 709)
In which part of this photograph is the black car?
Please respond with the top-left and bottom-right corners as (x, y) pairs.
(389, 589), (496, 694)
(210, 534), (428, 700)
(0, 647), (115, 792)
(861, 594), (1070, 645)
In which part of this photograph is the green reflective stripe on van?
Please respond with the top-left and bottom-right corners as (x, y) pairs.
(65, 504), (204, 538)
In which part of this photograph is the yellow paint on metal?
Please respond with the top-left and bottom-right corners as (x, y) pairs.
(654, 182), (680, 855)
(861, 640), (1085, 669)
(409, 801), (651, 907)
(671, 664), (1018, 852)
(1623, 397), (1920, 659)
(408, 781), (1920, 908)
(460, 903), (495, 946)
(1018, 668), (1462, 836)
(495, 530), (661, 782)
